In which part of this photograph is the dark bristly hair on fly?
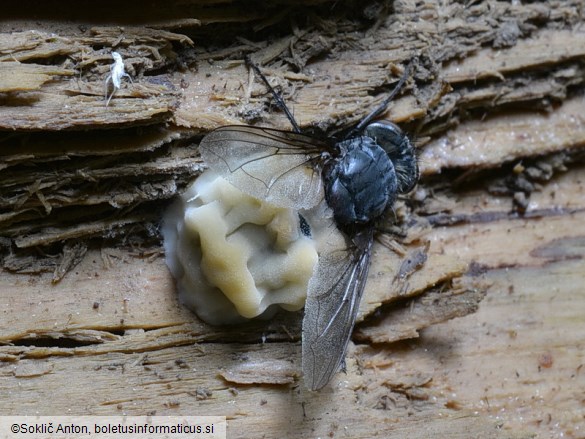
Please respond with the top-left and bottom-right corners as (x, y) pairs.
(198, 56), (419, 390)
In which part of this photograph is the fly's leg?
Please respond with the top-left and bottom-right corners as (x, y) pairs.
(245, 56), (301, 134)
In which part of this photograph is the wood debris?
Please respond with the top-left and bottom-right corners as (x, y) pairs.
(0, 26), (200, 278)
(219, 359), (299, 385)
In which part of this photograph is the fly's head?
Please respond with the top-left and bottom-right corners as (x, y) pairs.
(363, 120), (419, 194)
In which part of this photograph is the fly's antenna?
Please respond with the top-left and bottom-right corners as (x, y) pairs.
(245, 56), (302, 134)
(347, 61), (412, 138)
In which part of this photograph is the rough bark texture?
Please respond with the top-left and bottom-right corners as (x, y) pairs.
(1, 1), (584, 438)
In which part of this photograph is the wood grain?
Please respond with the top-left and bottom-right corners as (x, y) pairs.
(1, 1), (584, 438)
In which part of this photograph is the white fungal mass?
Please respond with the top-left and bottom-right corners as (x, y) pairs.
(162, 170), (318, 325)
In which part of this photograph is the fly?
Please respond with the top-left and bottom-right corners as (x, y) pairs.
(199, 57), (419, 390)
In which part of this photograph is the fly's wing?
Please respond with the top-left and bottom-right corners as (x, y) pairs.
(302, 225), (374, 390)
(199, 125), (330, 210)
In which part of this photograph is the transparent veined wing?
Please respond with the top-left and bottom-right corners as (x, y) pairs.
(199, 125), (331, 210)
(302, 224), (374, 391)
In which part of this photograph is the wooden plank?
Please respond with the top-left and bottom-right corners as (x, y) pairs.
(443, 30), (585, 82)
(0, 63), (74, 92)
(420, 96), (585, 174)
(1, 1), (584, 438)
(1, 166), (583, 437)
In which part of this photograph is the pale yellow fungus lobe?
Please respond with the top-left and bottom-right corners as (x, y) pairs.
(163, 170), (318, 324)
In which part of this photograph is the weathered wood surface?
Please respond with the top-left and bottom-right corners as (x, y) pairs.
(1, 1), (584, 438)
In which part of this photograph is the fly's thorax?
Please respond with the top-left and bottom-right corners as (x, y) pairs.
(323, 136), (398, 228)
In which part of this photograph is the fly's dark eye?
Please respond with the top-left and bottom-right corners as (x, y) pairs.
(364, 121), (419, 194)
(363, 120), (405, 147)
